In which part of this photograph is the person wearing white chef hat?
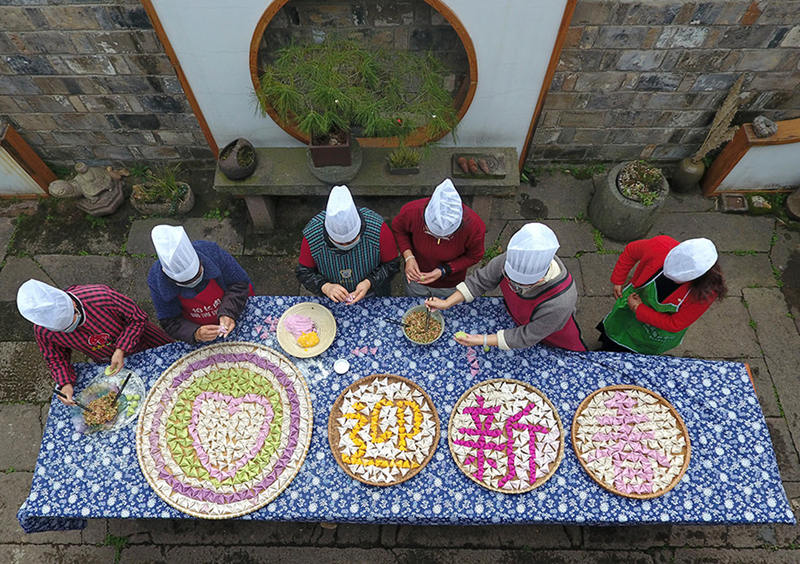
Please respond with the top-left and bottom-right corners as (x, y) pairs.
(426, 223), (586, 351)
(17, 279), (171, 405)
(148, 225), (253, 343)
(296, 185), (400, 304)
(391, 178), (485, 298)
(597, 235), (726, 354)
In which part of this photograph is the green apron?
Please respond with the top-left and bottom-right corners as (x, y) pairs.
(602, 273), (689, 355)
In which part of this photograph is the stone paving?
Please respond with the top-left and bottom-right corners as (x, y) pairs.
(1, 171), (800, 563)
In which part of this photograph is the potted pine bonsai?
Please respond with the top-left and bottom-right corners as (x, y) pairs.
(130, 163), (194, 216)
(255, 37), (458, 169)
(589, 160), (668, 241)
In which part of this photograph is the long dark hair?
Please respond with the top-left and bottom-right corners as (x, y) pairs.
(691, 262), (726, 302)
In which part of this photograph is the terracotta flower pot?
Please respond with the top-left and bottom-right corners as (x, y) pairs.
(308, 130), (352, 167)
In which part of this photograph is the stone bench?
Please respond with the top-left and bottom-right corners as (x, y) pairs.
(213, 146), (519, 231)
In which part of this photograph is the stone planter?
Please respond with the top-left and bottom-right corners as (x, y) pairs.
(307, 136), (363, 184)
(130, 182), (195, 216)
(218, 138), (257, 181)
(588, 162), (668, 242)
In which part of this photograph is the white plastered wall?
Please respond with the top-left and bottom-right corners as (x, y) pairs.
(149, 0), (569, 156)
(0, 148), (45, 195)
(718, 144), (800, 191)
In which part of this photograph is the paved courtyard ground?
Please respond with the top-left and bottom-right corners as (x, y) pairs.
(1, 169), (799, 563)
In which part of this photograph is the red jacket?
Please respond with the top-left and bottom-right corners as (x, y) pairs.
(610, 236), (716, 333)
(391, 198), (485, 287)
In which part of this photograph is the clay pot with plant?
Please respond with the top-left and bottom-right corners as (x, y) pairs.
(218, 138), (257, 181)
(386, 146), (422, 175)
(589, 160), (669, 241)
(255, 37), (458, 172)
(130, 164), (194, 216)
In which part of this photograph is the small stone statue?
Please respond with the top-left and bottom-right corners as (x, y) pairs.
(48, 162), (126, 216)
(752, 116), (778, 138)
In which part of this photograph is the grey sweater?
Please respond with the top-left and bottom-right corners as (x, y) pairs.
(456, 255), (578, 350)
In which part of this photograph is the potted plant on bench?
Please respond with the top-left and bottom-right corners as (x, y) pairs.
(386, 146), (422, 175)
(255, 37), (458, 171)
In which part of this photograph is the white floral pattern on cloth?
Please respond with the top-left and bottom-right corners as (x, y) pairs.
(135, 342), (313, 519)
(329, 375), (439, 486)
(573, 386), (689, 499)
(16, 297), (796, 532)
(449, 379), (563, 493)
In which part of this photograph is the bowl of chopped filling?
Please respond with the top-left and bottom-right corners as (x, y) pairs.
(402, 305), (445, 345)
(70, 370), (146, 434)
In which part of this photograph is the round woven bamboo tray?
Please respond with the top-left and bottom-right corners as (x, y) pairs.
(448, 378), (564, 494)
(328, 374), (440, 487)
(136, 342), (313, 519)
(571, 384), (691, 499)
(276, 302), (337, 358)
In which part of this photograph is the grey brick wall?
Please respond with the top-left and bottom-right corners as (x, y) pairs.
(0, 0), (212, 165)
(529, 0), (800, 163)
(1, 1), (799, 167)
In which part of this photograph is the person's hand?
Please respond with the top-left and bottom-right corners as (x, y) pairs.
(425, 297), (450, 311)
(627, 293), (643, 312)
(348, 279), (371, 305)
(454, 332), (483, 347)
(195, 324), (221, 342)
(218, 315), (235, 337)
(57, 383), (76, 406)
(107, 348), (125, 375)
(404, 256), (421, 283)
(321, 282), (350, 303)
(417, 268), (442, 285)
(613, 284), (623, 299)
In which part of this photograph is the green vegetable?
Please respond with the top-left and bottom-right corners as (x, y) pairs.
(454, 331), (468, 339)
(104, 366), (114, 376)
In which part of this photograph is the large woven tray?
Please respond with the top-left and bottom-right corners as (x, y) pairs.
(328, 374), (440, 487)
(572, 385), (691, 499)
(136, 342), (313, 518)
(448, 378), (564, 493)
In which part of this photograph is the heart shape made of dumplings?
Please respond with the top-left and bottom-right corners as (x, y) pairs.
(188, 391), (274, 481)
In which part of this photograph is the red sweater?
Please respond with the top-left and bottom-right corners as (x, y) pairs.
(610, 236), (716, 333)
(391, 198), (485, 287)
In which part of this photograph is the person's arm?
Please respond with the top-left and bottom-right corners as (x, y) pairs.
(445, 215), (486, 275)
(35, 329), (76, 387)
(610, 239), (649, 285)
(634, 293), (714, 333)
(390, 204), (414, 255)
(296, 237), (330, 294)
(105, 287), (148, 353)
(457, 255), (505, 303)
(207, 245), (251, 320)
(497, 299), (573, 350)
(365, 223), (400, 289)
(159, 316), (201, 344)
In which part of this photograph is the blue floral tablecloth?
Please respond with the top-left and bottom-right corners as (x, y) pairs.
(18, 296), (795, 532)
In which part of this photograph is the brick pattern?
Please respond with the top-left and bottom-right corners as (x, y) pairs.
(529, 0), (800, 163)
(0, 1), (212, 164)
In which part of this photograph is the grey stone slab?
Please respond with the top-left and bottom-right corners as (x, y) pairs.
(674, 549), (799, 563)
(741, 357), (783, 419)
(661, 192), (717, 213)
(483, 218), (506, 251)
(0, 301), (34, 342)
(771, 225), (800, 273)
(120, 256), (157, 304)
(500, 220), (596, 259)
(669, 524), (727, 547)
(668, 298), (761, 359)
(35, 255), (127, 292)
(0, 405), (42, 472)
(574, 295), (616, 351)
(237, 255), (301, 296)
(562, 257), (583, 296)
(127, 218), (244, 256)
(0, 217), (14, 261)
(110, 518), (319, 546)
(766, 417), (800, 481)
(61, 545), (117, 564)
(578, 253), (620, 296)
(0, 472), (81, 544)
(334, 524), (381, 546)
(0, 257), (54, 301)
(718, 253), (777, 293)
(582, 525), (671, 548)
(243, 197), (325, 257)
(493, 175), (593, 221)
(648, 213), (775, 252)
(0, 545), (61, 563)
(743, 288), (800, 455)
(118, 546), (165, 563)
(81, 518), (108, 545)
(394, 524), (572, 549)
(0, 342), (53, 403)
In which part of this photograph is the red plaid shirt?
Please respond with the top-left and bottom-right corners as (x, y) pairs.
(34, 284), (172, 387)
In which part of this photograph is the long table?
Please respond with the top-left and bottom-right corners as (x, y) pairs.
(18, 296), (795, 532)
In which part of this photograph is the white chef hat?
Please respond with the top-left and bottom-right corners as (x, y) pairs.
(504, 223), (560, 284)
(663, 238), (718, 283)
(424, 178), (463, 237)
(151, 224), (200, 283)
(17, 279), (75, 331)
(324, 185), (361, 243)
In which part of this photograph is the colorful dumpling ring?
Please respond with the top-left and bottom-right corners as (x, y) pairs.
(297, 331), (320, 349)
